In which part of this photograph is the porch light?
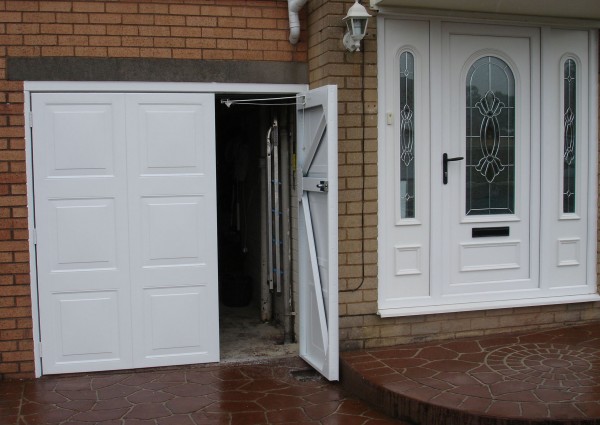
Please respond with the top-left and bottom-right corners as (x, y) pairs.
(342, 0), (372, 52)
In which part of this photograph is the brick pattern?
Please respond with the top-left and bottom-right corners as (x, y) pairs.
(307, 0), (379, 318)
(306, 0), (381, 347)
(0, 0), (307, 381)
(0, 73), (32, 380)
(307, 0), (600, 353)
(0, 0), (306, 62)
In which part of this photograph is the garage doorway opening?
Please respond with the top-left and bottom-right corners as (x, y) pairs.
(215, 95), (299, 362)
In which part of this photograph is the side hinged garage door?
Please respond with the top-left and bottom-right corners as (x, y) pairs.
(297, 85), (339, 381)
(32, 92), (219, 374)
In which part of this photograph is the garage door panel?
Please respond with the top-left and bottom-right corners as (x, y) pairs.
(54, 291), (121, 357)
(50, 198), (118, 271)
(140, 285), (217, 363)
(128, 93), (219, 368)
(33, 93), (132, 374)
(138, 105), (207, 175)
(47, 290), (131, 374)
(33, 92), (219, 374)
(43, 103), (118, 178)
(142, 196), (207, 267)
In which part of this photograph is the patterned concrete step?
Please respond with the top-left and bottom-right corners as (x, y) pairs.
(341, 323), (600, 425)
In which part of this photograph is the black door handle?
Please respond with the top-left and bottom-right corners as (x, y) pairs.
(443, 153), (464, 184)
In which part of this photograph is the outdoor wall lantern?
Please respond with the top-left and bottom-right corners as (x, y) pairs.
(342, 0), (372, 52)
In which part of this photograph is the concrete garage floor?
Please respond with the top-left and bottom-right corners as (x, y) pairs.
(219, 305), (298, 363)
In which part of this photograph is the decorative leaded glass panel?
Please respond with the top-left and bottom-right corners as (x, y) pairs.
(466, 56), (515, 215)
(563, 59), (576, 214)
(399, 51), (415, 218)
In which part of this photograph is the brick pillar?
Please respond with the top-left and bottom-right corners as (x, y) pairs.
(307, 0), (379, 350)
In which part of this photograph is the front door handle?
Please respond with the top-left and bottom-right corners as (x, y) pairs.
(443, 153), (464, 184)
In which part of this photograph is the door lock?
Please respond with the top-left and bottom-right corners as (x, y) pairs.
(316, 181), (328, 192)
(443, 153), (464, 184)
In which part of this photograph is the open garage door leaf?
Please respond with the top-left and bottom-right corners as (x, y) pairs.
(297, 85), (339, 381)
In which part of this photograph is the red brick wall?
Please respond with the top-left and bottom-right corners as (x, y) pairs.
(0, 79), (31, 379)
(1, 1), (305, 61)
(0, 0), (307, 381)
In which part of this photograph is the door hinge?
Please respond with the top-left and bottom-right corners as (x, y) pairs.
(29, 111), (33, 128)
(38, 341), (43, 357)
(32, 228), (37, 245)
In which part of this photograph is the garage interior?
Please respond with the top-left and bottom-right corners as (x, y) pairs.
(215, 95), (299, 362)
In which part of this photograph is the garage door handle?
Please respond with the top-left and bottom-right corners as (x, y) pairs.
(443, 153), (464, 184)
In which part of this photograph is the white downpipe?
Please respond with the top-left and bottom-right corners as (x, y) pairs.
(288, 0), (308, 44)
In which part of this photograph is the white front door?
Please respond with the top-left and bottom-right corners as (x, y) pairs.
(32, 92), (219, 374)
(378, 19), (598, 316)
(439, 24), (539, 297)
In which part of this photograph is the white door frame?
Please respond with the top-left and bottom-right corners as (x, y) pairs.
(25, 81), (308, 377)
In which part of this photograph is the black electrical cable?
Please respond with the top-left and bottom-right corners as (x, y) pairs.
(341, 34), (367, 293)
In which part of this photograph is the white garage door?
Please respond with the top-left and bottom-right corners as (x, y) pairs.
(32, 92), (219, 374)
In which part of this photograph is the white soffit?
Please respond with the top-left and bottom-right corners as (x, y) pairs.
(370, 0), (600, 21)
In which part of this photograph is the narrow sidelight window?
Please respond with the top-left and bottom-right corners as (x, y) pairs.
(399, 51), (415, 218)
(563, 59), (577, 214)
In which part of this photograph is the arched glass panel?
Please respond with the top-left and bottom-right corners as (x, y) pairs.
(466, 56), (515, 215)
(563, 59), (576, 214)
(399, 51), (415, 219)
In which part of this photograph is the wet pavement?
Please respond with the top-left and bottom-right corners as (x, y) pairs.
(0, 356), (409, 425)
(341, 322), (600, 425)
(6, 324), (600, 424)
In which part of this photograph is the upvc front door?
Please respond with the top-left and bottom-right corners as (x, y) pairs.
(439, 24), (538, 298)
(378, 18), (598, 316)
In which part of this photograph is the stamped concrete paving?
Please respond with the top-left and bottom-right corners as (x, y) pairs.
(341, 323), (600, 425)
(0, 357), (409, 425)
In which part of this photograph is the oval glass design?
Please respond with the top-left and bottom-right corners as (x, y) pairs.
(563, 59), (576, 214)
(399, 51), (415, 219)
(466, 56), (515, 216)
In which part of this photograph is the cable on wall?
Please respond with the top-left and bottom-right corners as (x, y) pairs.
(341, 32), (367, 293)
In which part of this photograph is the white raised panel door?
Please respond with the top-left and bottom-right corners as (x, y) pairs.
(440, 24), (540, 297)
(297, 86), (339, 381)
(32, 93), (133, 374)
(126, 94), (219, 367)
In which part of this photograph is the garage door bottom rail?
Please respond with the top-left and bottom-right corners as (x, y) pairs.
(341, 322), (600, 425)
